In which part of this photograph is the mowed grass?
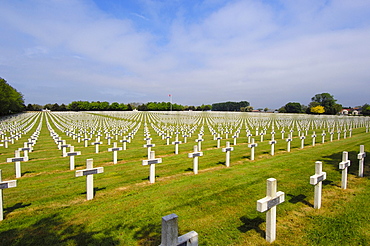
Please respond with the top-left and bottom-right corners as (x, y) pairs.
(0, 112), (369, 245)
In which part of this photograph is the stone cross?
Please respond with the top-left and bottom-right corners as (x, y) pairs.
(142, 151), (162, 184)
(337, 130), (341, 140)
(188, 145), (203, 174)
(64, 146), (81, 170)
(105, 136), (113, 145)
(18, 142), (31, 159)
(182, 134), (188, 143)
(0, 170), (17, 221)
(269, 138), (277, 156)
(339, 151), (351, 189)
(108, 142), (123, 164)
(248, 138), (258, 161)
(216, 134), (222, 148)
(357, 145), (366, 177)
(222, 141), (234, 167)
(120, 137), (129, 150)
(172, 136), (182, 155)
(144, 141), (155, 159)
(75, 159), (104, 200)
(26, 140), (34, 152)
(60, 140), (71, 156)
(281, 130), (285, 139)
(82, 137), (91, 147)
(310, 161), (326, 209)
(7, 150), (28, 178)
(91, 138), (103, 153)
(321, 131), (326, 144)
(311, 132), (316, 146)
(165, 135), (171, 145)
(260, 132), (265, 142)
(232, 135), (237, 145)
(160, 213), (198, 246)
(329, 131), (334, 142)
(257, 178), (285, 243)
(246, 132), (252, 143)
(2, 138), (11, 148)
(195, 137), (204, 151)
(286, 134), (293, 152)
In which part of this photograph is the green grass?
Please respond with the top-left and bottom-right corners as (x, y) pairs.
(0, 112), (369, 245)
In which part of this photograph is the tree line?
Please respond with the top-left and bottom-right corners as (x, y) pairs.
(1, 77), (369, 115)
(212, 101), (250, 111)
(279, 92), (370, 115)
(26, 101), (213, 112)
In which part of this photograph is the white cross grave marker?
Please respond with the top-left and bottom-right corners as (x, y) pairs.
(91, 138), (103, 153)
(120, 137), (129, 150)
(222, 141), (234, 167)
(75, 159), (104, 200)
(64, 146), (81, 170)
(310, 161), (326, 209)
(195, 137), (204, 151)
(0, 170), (17, 221)
(18, 142), (31, 159)
(286, 134), (293, 152)
(339, 151), (351, 189)
(311, 132), (316, 146)
(144, 141), (155, 159)
(172, 136), (182, 155)
(142, 151), (162, 184)
(60, 140), (71, 156)
(357, 145), (366, 177)
(269, 138), (277, 156)
(7, 150), (28, 178)
(188, 145), (203, 174)
(82, 137), (91, 147)
(321, 131), (326, 144)
(108, 142), (123, 164)
(160, 213), (198, 246)
(248, 138), (258, 160)
(257, 178), (285, 243)
(216, 134), (222, 148)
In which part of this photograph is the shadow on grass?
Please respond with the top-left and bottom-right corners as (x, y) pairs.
(118, 223), (161, 246)
(323, 179), (337, 187)
(324, 151), (370, 178)
(141, 175), (160, 181)
(0, 213), (121, 246)
(81, 187), (106, 196)
(238, 216), (265, 238)
(287, 194), (313, 208)
(21, 171), (34, 175)
(185, 168), (193, 172)
(4, 202), (31, 218)
(217, 161), (226, 166)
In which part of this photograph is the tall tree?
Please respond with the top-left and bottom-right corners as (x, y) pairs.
(0, 77), (25, 115)
(284, 102), (303, 113)
(310, 93), (341, 115)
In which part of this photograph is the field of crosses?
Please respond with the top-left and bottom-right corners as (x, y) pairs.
(0, 111), (369, 245)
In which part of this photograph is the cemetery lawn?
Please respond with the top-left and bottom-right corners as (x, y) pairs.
(0, 112), (369, 245)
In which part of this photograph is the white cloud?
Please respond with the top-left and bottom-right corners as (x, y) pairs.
(0, 0), (369, 108)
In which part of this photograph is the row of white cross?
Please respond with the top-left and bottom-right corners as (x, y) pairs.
(157, 144), (366, 245)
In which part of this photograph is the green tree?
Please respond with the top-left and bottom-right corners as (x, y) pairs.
(310, 93), (341, 115)
(50, 103), (60, 111)
(361, 104), (370, 116)
(284, 102), (303, 113)
(0, 77), (25, 115)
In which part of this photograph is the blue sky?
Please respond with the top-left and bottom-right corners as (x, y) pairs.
(0, 0), (369, 109)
